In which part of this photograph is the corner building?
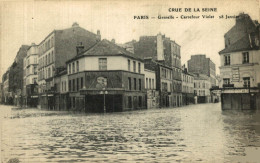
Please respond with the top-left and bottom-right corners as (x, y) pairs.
(66, 39), (146, 112)
(219, 13), (260, 110)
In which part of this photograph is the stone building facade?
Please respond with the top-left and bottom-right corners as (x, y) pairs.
(23, 43), (39, 107)
(219, 13), (260, 110)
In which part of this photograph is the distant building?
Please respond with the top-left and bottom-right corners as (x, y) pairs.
(23, 43), (39, 107)
(9, 45), (30, 106)
(66, 39), (146, 112)
(121, 33), (183, 107)
(144, 69), (159, 109)
(219, 13), (260, 110)
(182, 66), (195, 105)
(37, 23), (101, 109)
(144, 58), (182, 108)
(188, 54), (216, 86)
(193, 74), (212, 103)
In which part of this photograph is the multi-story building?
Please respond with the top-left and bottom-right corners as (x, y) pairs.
(144, 58), (182, 108)
(54, 67), (69, 110)
(23, 43), (39, 107)
(121, 33), (183, 107)
(9, 45), (30, 106)
(37, 22), (101, 109)
(66, 39), (146, 112)
(144, 68), (159, 109)
(188, 54), (216, 86)
(219, 13), (260, 110)
(182, 67), (195, 105)
(194, 74), (212, 103)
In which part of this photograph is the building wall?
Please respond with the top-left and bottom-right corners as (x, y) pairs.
(144, 69), (156, 89)
(182, 73), (194, 94)
(219, 50), (260, 88)
(68, 56), (144, 75)
(55, 26), (100, 68)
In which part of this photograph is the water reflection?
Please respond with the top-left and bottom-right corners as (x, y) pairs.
(1, 104), (260, 162)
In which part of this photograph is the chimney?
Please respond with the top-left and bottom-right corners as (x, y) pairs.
(111, 39), (115, 44)
(96, 30), (101, 41)
(157, 33), (164, 61)
(76, 42), (84, 55)
(72, 22), (79, 28)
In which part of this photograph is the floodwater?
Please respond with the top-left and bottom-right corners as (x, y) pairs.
(0, 103), (260, 163)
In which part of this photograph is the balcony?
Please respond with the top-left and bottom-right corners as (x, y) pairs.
(223, 84), (234, 88)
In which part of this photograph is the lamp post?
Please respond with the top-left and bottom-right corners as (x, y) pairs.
(101, 88), (108, 113)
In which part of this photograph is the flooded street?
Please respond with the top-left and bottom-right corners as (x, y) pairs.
(1, 103), (260, 162)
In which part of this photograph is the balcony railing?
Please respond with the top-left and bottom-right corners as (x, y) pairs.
(223, 84), (234, 88)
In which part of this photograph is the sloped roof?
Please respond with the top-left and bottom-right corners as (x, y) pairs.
(67, 39), (143, 63)
(219, 34), (259, 54)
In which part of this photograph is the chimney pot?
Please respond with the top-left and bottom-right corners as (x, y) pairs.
(111, 39), (115, 44)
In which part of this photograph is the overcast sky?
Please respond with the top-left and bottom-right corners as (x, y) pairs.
(0, 0), (259, 81)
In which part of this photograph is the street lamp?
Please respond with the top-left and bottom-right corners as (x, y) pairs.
(100, 88), (108, 113)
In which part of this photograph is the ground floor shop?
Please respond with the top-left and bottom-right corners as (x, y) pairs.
(182, 93), (195, 105)
(221, 88), (260, 110)
(160, 92), (182, 108)
(81, 89), (146, 113)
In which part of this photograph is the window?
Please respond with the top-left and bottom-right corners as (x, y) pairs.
(48, 67), (50, 78)
(133, 61), (136, 72)
(62, 82), (64, 91)
(72, 63), (75, 73)
(128, 96), (132, 108)
(149, 78), (151, 89)
(128, 59), (131, 71)
(51, 51), (53, 63)
(146, 78), (148, 89)
(223, 78), (230, 85)
(242, 52), (249, 64)
(224, 55), (230, 65)
(138, 96), (142, 107)
(48, 53), (50, 64)
(77, 78), (79, 91)
(138, 62), (141, 73)
(76, 61), (79, 72)
(69, 64), (71, 74)
(69, 80), (71, 91)
(243, 77), (250, 88)
(139, 79), (141, 91)
(152, 79), (154, 89)
(134, 78), (137, 90)
(99, 58), (107, 70)
(81, 77), (83, 89)
(128, 77), (131, 90)
(64, 81), (66, 91)
(73, 79), (75, 91)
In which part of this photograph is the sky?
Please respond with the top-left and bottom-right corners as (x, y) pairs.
(0, 0), (259, 81)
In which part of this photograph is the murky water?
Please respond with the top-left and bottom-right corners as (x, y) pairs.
(1, 103), (260, 162)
